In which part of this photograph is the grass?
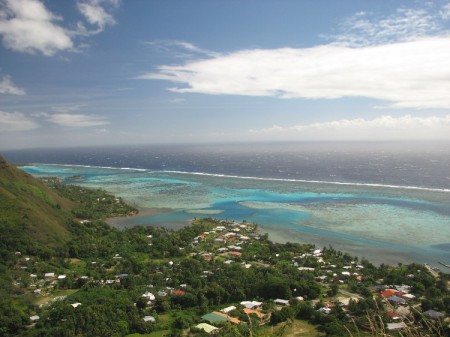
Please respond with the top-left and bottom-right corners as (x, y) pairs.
(257, 319), (321, 337)
(282, 320), (322, 337)
(34, 289), (79, 306)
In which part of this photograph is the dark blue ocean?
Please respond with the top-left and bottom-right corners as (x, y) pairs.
(4, 141), (450, 267)
(5, 141), (450, 189)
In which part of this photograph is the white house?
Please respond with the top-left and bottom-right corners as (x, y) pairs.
(143, 316), (156, 323)
(142, 291), (156, 301)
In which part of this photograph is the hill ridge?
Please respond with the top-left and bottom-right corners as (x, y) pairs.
(0, 154), (75, 263)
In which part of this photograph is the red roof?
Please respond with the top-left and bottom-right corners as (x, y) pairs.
(203, 254), (212, 261)
(173, 289), (186, 296)
(386, 312), (401, 319)
(379, 289), (398, 298)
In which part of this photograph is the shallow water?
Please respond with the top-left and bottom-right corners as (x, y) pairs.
(21, 163), (450, 267)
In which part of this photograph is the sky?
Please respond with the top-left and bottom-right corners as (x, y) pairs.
(1, 0), (450, 150)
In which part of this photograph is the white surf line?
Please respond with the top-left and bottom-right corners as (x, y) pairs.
(157, 170), (450, 193)
(25, 163), (148, 172)
(22, 164), (450, 193)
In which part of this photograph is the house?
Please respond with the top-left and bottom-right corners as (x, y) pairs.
(172, 289), (186, 296)
(71, 303), (82, 308)
(274, 299), (290, 306)
(212, 311), (240, 324)
(298, 267), (315, 271)
(143, 316), (156, 323)
(243, 308), (268, 320)
(387, 295), (406, 305)
(196, 323), (219, 334)
(240, 300), (263, 310)
(398, 293), (415, 301)
(387, 322), (407, 331)
(395, 285), (411, 293)
(44, 273), (55, 278)
(379, 289), (398, 298)
(142, 291), (156, 301)
(318, 307), (331, 314)
(203, 254), (212, 262)
(423, 309), (445, 320)
(58, 275), (66, 280)
(386, 312), (401, 320)
(324, 302), (335, 309)
(221, 306), (237, 313)
(30, 315), (40, 322)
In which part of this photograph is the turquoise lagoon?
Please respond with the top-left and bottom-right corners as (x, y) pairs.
(22, 164), (450, 267)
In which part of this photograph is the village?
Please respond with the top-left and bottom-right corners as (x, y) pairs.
(12, 218), (449, 336)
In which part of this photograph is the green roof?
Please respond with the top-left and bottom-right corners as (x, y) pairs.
(201, 313), (228, 323)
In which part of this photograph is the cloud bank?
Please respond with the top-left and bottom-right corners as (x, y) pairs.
(141, 3), (450, 110)
(141, 36), (450, 110)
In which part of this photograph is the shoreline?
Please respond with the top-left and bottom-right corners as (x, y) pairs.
(106, 207), (192, 230)
(106, 207), (443, 269)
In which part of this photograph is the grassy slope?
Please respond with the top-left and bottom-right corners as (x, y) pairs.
(0, 155), (75, 257)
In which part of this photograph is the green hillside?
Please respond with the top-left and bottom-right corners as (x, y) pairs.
(0, 155), (75, 264)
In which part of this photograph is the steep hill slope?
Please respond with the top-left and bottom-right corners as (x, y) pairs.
(0, 155), (75, 264)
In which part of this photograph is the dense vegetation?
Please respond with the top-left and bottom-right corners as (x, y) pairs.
(0, 156), (448, 336)
(51, 182), (138, 220)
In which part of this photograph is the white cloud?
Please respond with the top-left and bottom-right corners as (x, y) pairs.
(144, 40), (219, 58)
(0, 75), (25, 95)
(249, 115), (450, 140)
(0, 0), (73, 56)
(77, 0), (119, 31)
(46, 113), (110, 128)
(333, 7), (440, 46)
(141, 36), (450, 109)
(0, 111), (39, 131)
(140, 2), (450, 110)
(0, 0), (120, 55)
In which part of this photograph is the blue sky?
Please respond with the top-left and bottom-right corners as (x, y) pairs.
(1, 0), (450, 150)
